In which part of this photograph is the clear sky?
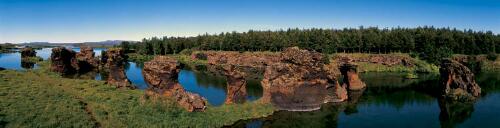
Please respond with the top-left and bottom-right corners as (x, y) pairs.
(0, 0), (499, 43)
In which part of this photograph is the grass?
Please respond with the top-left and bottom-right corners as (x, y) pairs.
(21, 56), (44, 63)
(333, 53), (439, 73)
(0, 61), (275, 128)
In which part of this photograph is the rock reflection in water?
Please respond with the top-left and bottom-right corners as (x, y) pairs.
(438, 99), (474, 128)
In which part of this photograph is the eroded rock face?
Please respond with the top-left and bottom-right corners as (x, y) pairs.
(261, 47), (347, 111)
(143, 56), (207, 112)
(75, 46), (99, 71)
(103, 48), (134, 89)
(339, 63), (366, 91)
(21, 47), (36, 58)
(222, 65), (247, 104)
(102, 48), (127, 69)
(50, 47), (78, 75)
(440, 59), (481, 101)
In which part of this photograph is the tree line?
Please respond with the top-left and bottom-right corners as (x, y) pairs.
(122, 26), (500, 63)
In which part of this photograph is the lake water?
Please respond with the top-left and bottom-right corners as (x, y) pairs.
(0, 48), (262, 106)
(1, 48), (499, 127)
(231, 72), (500, 128)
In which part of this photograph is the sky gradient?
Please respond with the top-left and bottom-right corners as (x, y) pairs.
(0, 0), (499, 43)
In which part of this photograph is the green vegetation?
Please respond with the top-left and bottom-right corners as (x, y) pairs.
(0, 43), (16, 53)
(21, 56), (44, 63)
(0, 61), (275, 127)
(332, 53), (439, 73)
(404, 72), (419, 79)
(125, 27), (500, 64)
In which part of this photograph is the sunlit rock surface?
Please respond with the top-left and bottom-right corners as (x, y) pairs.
(222, 65), (248, 104)
(75, 46), (99, 71)
(50, 47), (78, 75)
(20, 47), (36, 58)
(103, 48), (134, 89)
(261, 47), (347, 111)
(440, 59), (481, 101)
(339, 63), (366, 91)
(143, 56), (207, 112)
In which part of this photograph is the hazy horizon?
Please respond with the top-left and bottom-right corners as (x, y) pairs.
(1, 0), (499, 43)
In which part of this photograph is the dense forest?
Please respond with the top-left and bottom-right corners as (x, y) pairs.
(122, 26), (500, 63)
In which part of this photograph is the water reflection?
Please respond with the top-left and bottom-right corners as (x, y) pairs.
(231, 72), (500, 128)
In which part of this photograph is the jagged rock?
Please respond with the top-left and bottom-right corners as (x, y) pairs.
(102, 48), (127, 69)
(103, 48), (134, 89)
(75, 46), (99, 71)
(222, 65), (247, 104)
(21, 61), (35, 69)
(339, 63), (366, 91)
(0, 67), (6, 71)
(107, 66), (134, 89)
(261, 47), (347, 111)
(440, 59), (481, 101)
(50, 47), (78, 75)
(21, 47), (36, 58)
(143, 56), (180, 87)
(143, 56), (207, 112)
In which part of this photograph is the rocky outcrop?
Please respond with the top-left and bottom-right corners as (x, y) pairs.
(339, 63), (366, 91)
(75, 46), (99, 71)
(143, 56), (207, 112)
(50, 47), (78, 75)
(261, 47), (347, 111)
(21, 47), (36, 58)
(103, 48), (134, 89)
(205, 51), (280, 67)
(440, 59), (481, 101)
(222, 65), (247, 104)
(101, 48), (127, 69)
(332, 54), (414, 67)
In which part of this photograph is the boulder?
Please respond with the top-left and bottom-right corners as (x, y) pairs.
(440, 59), (481, 101)
(21, 47), (36, 58)
(103, 48), (134, 89)
(339, 63), (366, 91)
(75, 46), (99, 70)
(261, 47), (347, 111)
(143, 56), (207, 112)
(142, 56), (180, 87)
(50, 47), (78, 75)
(107, 66), (134, 89)
(222, 65), (247, 104)
(102, 48), (127, 69)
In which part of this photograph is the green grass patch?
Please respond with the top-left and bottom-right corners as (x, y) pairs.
(0, 61), (274, 128)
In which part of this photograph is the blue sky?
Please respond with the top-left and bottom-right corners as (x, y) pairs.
(0, 0), (499, 43)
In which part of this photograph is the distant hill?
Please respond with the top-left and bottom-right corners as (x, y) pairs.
(20, 40), (138, 48)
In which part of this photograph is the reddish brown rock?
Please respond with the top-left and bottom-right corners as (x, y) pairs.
(339, 63), (366, 91)
(75, 46), (99, 70)
(142, 56), (180, 87)
(222, 65), (247, 104)
(261, 47), (347, 111)
(103, 48), (134, 89)
(50, 47), (78, 75)
(21, 47), (36, 58)
(440, 59), (481, 101)
(143, 56), (207, 112)
(102, 48), (127, 69)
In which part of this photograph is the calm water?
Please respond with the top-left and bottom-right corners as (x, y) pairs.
(231, 72), (500, 128)
(2, 48), (499, 127)
(0, 48), (263, 106)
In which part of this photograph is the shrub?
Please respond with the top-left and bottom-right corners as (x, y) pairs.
(487, 53), (497, 61)
(179, 49), (193, 55)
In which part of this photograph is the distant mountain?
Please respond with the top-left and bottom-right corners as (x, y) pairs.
(20, 40), (138, 48)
